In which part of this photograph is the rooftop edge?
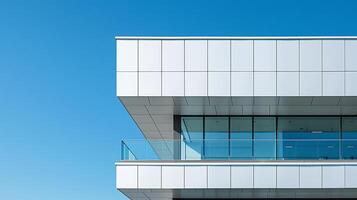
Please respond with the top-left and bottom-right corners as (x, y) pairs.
(115, 36), (357, 40)
(116, 160), (357, 166)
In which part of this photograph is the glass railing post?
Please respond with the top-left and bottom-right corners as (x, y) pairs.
(121, 141), (124, 160)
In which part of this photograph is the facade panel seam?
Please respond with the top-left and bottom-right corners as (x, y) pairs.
(183, 165), (186, 188)
(230, 40), (232, 96)
(184, 40), (186, 96)
(160, 40), (162, 96)
(253, 165), (255, 188)
(343, 165), (347, 188)
(229, 165), (232, 188)
(275, 40), (277, 96)
(137, 40), (139, 96)
(144, 105), (167, 142)
(136, 165), (139, 188)
(321, 40), (324, 96)
(321, 165), (323, 188)
(253, 40), (255, 96)
(299, 40), (301, 96)
(206, 166), (208, 188)
(207, 40), (208, 96)
(275, 165), (277, 188)
(343, 40), (346, 96)
(298, 165), (301, 188)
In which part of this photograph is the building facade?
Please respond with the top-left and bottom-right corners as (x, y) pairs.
(116, 36), (357, 199)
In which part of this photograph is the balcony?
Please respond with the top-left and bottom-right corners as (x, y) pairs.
(118, 138), (357, 198)
(121, 139), (357, 161)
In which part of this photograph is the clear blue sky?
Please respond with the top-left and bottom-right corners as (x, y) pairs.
(1, 0), (357, 199)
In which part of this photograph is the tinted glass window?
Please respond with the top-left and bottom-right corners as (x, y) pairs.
(205, 117), (229, 159)
(231, 117), (252, 159)
(342, 117), (357, 159)
(254, 117), (276, 160)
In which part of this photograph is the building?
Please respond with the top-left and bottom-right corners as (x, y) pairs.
(115, 36), (357, 199)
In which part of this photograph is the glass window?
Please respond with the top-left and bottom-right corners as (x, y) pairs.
(178, 116), (356, 161)
(278, 117), (340, 160)
(205, 117), (229, 159)
(342, 117), (357, 159)
(231, 117), (252, 159)
(181, 117), (203, 160)
(254, 117), (276, 160)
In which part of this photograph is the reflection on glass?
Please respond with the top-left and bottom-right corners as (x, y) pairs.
(175, 116), (357, 161)
(342, 117), (357, 159)
(277, 117), (340, 160)
(205, 117), (229, 159)
(121, 141), (136, 160)
(254, 117), (276, 160)
(181, 117), (203, 160)
(231, 117), (252, 159)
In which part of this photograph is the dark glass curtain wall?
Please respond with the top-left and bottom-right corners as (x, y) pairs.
(180, 116), (357, 160)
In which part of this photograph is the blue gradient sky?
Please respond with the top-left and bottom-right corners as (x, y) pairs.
(1, 0), (357, 199)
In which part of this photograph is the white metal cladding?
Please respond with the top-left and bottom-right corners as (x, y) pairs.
(116, 162), (357, 190)
(116, 37), (357, 97)
(119, 96), (357, 142)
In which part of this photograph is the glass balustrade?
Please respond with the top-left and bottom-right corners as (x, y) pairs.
(121, 116), (357, 161)
(121, 138), (357, 161)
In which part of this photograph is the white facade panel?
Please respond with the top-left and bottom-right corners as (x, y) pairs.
(276, 166), (299, 188)
(300, 166), (322, 188)
(254, 72), (276, 96)
(277, 72), (299, 96)
(323, 72), (344, 96)
(322, 166), (344, 188)
(207, 166), (230, 188)
(277, 40), (299, 71)
(185, 72), (207, 96)
(116, 163), (357, 191)
(162, 40), (184, 71)
(254, 40), (276, 71)
(139, 40), (161, 71)
(117, 40), (138, 71)
(208, 40), (230, 71)
(185, 40), (207, 71)
(300, 72), (322, 96)
(231, 72), (253, 96)
(231, 166), (253, 188)
(208, 72), (230, 96)
(253, 166), (276, 188)
(162, 166), (184, 188)
(116, 72), (137, 96)
(345, 166), (357, 188)
(323, 40), (344, 71)
(138, 166), (161, 188)
(116, 166), (137, 188)
(231, 40), (253, 71)
(139, 72), (161, 96)
(346, 40), (357, 71)
(300, 40), (322, 71)
(117, 38), (357, 98)
(162, 72), (184, 96)
(346, 72), (357, 96)
(185, 166), (207, 188)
